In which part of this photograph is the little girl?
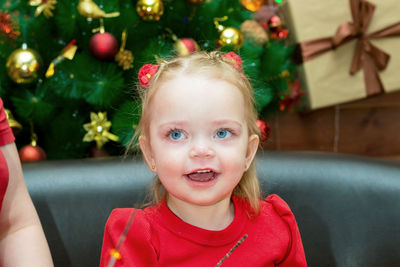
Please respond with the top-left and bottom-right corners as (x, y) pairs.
(100, 51), (307, 266)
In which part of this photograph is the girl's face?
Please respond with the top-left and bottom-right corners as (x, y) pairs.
(140, 74), (259, 207)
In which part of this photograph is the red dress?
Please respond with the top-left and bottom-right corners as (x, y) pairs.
(0, 98), (15, 212)
(100, 194), (307, 267)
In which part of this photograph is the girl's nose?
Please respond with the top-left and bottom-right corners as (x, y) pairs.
(189, 142), (215, 158)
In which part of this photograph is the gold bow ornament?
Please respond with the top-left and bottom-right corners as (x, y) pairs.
(83, 112), (119, 149)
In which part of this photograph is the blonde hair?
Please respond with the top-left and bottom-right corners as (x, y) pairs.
(130, 51), (262, 214)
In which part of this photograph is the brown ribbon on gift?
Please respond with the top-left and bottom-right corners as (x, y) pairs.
(300, 0), (400, 96)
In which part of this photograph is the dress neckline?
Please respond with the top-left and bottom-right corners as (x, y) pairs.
(155, 196), (249, 246)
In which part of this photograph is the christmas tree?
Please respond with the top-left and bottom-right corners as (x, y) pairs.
(0, 0), (300, 160)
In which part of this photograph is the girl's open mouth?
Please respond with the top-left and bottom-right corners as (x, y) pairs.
(186, 169), (217, 182)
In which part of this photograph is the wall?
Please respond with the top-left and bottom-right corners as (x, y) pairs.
(263, 90), (400, 160)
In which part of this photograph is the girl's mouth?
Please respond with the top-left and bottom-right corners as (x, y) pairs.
(186, 169), (217, 182)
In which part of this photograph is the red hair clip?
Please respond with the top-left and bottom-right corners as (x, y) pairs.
(221, 52), (243, 73)
(138, 64), (159, 87)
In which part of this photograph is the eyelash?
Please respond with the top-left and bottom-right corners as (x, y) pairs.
(216, 128), (236, 139)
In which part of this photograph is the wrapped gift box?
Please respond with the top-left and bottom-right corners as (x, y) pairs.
(281, 0), (400, 109)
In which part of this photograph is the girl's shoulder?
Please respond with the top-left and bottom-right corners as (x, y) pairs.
(251, 194), (299, 230)
(257, 194), (301, 239)
(259, 195), (307, 265)
(106, 205), (160, 230)
(101, 207), (161, 266)
(104, 206), (161, 248)
(262, 194), (295, 218)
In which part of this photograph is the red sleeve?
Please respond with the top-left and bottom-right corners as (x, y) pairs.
(266, 194), (307, 267)
(100, 208), (158, 267)
(0, 98), (15, 145)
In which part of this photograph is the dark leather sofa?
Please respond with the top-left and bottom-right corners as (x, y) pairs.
(23, 151), (400, 267)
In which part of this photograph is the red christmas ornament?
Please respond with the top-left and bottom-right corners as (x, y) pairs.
(267, 15), (289, 40)
(89, 32), (118, 60)
(19, 144), (46, 162)
(280, 79), (305, 111)
(256, 120), (270, 142)
(0, 10), (20, 40)
(271, 28), (289, 40)
(174, 38), (199, 56)
(268, 15), (282, 30)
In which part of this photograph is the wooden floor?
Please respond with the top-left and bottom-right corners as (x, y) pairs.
(262, 90), (400, 161)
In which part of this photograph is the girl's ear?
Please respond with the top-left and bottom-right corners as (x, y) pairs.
(245, 134), (259, 171)
(139, 136), (156, 172)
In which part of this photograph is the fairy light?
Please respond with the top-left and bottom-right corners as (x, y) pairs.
(107, 209), (137, 267)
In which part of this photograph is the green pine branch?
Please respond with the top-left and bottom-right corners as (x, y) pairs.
(0, 0), (299, 159)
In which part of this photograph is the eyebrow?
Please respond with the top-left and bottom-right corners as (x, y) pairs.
(158, 120), (189, 128)
(157, 119), (243, 129)
(212, 120), (243, 128)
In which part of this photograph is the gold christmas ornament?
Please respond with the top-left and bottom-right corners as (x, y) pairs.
(29, 0), (57, 18)
(240, 0), (263, 12)
(240, 20), (268, 45)
(214, 17), (244, 50)
(217, 27), (244, 50)
(6, 44), (42, 84)
(77, 0), (120, 19)
(115, 30), (134, 70)
(4, 109), (22, 134)
(83, 112), (119, 149)
(115, 50), (133, 70)
(136, 0), (164, 21)
(46, 40), (78, 78)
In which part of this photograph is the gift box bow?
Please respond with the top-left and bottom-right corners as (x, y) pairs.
(300, 0), (400, 96)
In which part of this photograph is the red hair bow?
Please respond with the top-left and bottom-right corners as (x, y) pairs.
(221, 52), (243, 73)
(138, 64), (159, 87)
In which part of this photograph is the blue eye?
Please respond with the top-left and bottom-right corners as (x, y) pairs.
(169, 130), (185, 140)
(216, 129), (232, 139)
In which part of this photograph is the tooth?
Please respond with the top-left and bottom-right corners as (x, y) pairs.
(196, 170), (211, 173)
